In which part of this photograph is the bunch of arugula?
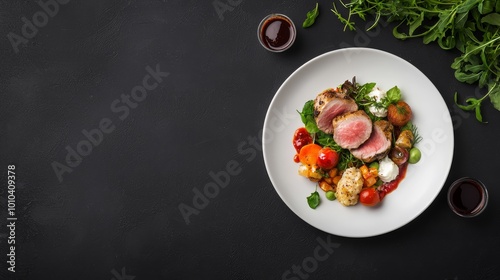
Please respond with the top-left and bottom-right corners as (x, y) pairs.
(331, 0), (500, 122)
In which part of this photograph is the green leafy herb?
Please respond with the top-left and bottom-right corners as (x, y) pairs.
(298, 100), (319, 133)
(455, 83), (499, 122)
(331, 1), (356, 31)
(357, 82), (376, 99)
(353, 82), (400, 114)
(384, 86), (402, 105)
(481, 13), (500, 25)
(332, 0), (500, 122)
(307, 189), (321, 209)
(303, 3), (320, 28)
(337, 150), (363, 170)
(315, 131), (340, 150)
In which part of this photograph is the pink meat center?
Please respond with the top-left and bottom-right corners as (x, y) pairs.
(337, 121), (370, 146)
(357, 127), (386, 154)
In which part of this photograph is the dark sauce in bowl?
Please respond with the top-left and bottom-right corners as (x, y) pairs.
(258, 14), (296, 52)
(448, 177), (488, 217)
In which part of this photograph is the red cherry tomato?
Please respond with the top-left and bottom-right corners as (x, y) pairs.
(293, 127), (313, 153)
(316, 147), (339, 169)
(359, 188), (381, 207)
(293, 154), (300, 163)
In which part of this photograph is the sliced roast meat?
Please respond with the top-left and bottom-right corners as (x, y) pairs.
(350, 120), (393, 163)
(313, 88), (358, 134)
(332, 110), (373, 150)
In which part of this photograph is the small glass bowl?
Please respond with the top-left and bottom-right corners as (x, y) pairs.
(447, 177), (488, 218)
(257, 14), (296, 52)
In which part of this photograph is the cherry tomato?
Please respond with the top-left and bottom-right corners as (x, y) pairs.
(293, 127), (313, 153)
(359, 188), (381, 207)
(317, 147), (339, 169)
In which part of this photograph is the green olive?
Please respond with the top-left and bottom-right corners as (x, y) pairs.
(409, 147), (421, 164)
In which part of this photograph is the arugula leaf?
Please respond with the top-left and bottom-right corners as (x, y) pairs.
(454, 83), (499, 123)
(355, 82), (376, 102)
(331, 2), (356, 31)
(455, 11), (469, 29)
(478, 0), (496, 14)
(337, 150), (363, 171)
(481, 13), (500, 26)
(315, 131), (339, 150)
(489, 83), (500, 110)
(307, 190), (320, 209)
(409, 12), (425, 36)
(303, 3), (320, 28)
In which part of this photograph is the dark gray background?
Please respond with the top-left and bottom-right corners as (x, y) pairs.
(1, 0), (499, 279)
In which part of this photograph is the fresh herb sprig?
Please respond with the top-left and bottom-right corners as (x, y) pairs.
(298, 100), (320, 134)
(307, 188), (320, 209)
(354, 84), (401, 110)
(303, 3), (320, 28)
(401, 121), (423, 145)
(331, 0), (500, 122)
(455, 82), (499, 122)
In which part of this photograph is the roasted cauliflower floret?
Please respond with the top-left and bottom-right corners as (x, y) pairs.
(335, 167), (363, 206)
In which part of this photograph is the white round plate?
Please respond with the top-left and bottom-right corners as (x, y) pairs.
(262, 48), (454, 238)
